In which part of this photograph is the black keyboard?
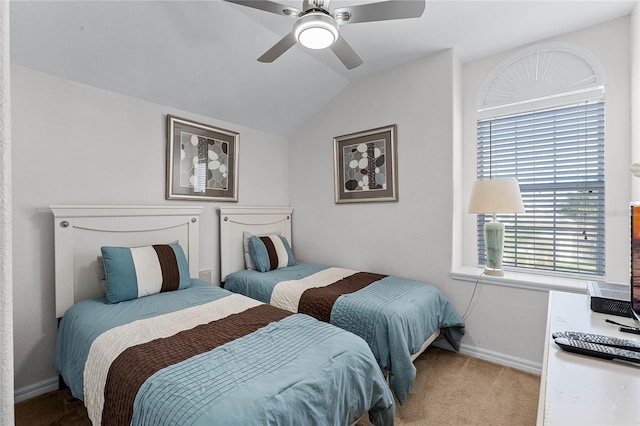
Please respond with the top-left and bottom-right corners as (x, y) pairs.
(552, 331), (640, 351)
(554, 337), (640, 364)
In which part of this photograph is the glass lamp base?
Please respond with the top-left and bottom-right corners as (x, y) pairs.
(484, 220), (505, 277)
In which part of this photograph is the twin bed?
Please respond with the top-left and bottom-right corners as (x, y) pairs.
(219, 206), (465, 405)
(51, 205), (394, 425)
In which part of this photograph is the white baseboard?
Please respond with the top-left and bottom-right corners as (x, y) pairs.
(433, 341), (543, 375)
(14, 376), (59, 403)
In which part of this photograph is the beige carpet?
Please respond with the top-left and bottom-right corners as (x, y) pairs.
(358, 347), (540, 426)
(15, 347), (540, 425)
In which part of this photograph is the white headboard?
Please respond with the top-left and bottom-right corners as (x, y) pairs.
(50, 205), (202, 318)
(219, 206), (292, 283)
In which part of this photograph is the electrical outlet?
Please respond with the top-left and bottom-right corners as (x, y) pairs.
(198, 268), (212, 284)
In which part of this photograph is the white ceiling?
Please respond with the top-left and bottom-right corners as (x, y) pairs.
(9, 0), (637, 136)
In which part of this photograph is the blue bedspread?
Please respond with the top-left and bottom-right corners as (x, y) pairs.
(54, 280), (231, 401)
(225, 265), (465, 404)
(225, 263), (326, 303)
(54, 280), (395, 425)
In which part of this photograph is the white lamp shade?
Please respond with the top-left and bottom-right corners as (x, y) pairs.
(468, 178), (525, 214)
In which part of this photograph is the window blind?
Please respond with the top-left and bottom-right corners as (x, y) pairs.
(476, 101), (605, 276)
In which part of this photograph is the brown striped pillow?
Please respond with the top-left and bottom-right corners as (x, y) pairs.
(100, 243), (191, 304)
(243, 231), (280, 270)
(248, 235), (296, 272)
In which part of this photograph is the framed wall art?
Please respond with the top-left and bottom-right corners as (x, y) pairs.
(166, 115), (239, 202)
(333, 124), (398, 203)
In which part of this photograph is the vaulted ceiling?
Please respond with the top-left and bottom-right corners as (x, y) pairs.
(10, 0), (637, 136)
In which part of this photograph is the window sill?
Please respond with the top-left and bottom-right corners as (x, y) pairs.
(450, 266), (589, 294)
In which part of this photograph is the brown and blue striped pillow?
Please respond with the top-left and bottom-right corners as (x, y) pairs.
(248, 235), (296, 272)
(243, 231), (280, 270)
(101, 243), (191, 304)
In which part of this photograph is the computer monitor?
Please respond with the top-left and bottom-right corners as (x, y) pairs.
(630, 204), (640, 326)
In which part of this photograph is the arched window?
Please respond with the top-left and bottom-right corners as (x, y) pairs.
(475, 42), (606, 276)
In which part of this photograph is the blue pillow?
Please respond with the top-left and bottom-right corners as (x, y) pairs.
(101, 243), (191, 304)
(248, 235), (296, 273)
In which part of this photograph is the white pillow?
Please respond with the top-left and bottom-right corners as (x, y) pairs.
(243, 231), (280, 270)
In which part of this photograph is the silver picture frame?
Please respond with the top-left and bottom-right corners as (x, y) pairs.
(333, 124), (398, 203)
(166, 115), (239, 202)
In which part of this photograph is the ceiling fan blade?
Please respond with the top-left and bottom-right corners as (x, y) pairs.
(258, 32), (298, 63)
(333, 0), (425, 24)
(330, 35), (363, 70)
(224, 0), (301, 17)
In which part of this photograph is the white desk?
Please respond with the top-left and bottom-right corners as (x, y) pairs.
(537, 291), (640, 425)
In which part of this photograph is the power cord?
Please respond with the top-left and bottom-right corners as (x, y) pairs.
(461, 272), (483, 321)
(605, 318), (640, 335)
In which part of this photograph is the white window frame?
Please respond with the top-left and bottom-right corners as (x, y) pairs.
(454, 42), (613, 291)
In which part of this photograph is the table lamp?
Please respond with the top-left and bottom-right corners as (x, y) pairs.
(468, 178), (525, 276)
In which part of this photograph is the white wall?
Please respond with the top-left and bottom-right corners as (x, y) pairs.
(11, 66), (290, 396)
(290, 16), (632, 372)
(0, 0), (15, 417)
(290, 49), (459, 282)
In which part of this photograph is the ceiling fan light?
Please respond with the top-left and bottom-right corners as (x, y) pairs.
(294, 12), (339, 50)
(298, 27), (336, 49)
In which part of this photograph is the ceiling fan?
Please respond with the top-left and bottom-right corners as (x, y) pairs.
(224, 0), (426, 70)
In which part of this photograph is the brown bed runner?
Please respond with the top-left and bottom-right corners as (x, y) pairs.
(298, 272), (386, 323)
(102, 304), (291, 426)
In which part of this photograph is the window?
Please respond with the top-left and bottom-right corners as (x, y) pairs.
(476, 101), (605, 276)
